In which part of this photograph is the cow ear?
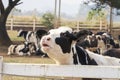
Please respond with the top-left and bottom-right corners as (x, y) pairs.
(75, 29), (90, 39)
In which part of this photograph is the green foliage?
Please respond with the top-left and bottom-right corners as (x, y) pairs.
(100, 0), (120, 9)
(41, 12), (54, 29)
(87, 8), (105, 21)
(84, 0), (120, 9)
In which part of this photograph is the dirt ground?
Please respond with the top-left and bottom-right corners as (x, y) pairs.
(0, 46), (9, 56)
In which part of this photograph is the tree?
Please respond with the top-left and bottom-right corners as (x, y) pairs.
(84, 0), (120, 33)
(84, 0), (120, 9)
(41, 12), (54, 29)
(87, 8), (105, 21)
(0, 0), (22, 46)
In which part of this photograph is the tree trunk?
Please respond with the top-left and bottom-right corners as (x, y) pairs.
(0, 14), (12, 47)
(0, 0), (21, 47)
(109, 6), (113, 34)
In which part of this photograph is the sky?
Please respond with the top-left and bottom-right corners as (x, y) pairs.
(3, 0), (85, 16)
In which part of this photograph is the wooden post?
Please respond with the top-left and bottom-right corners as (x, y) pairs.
(109, 6), (113, 34)
(33, 19), (36, 31)
(10, 18), (13, 31)
(0, 56), (3, 80)
(77, 21), (79, 31)
(99, 18), (102, 31)
(57, 0), (61, 27)
(54, 0), (57, 28)
(105, 20), (108, 31)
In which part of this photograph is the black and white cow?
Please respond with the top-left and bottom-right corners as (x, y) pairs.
(40, 27), (120, 80)
(103, 48), (120, 58)
(17, 29), (48, 57)
(78, 31), (118, 55)
(96, 32), (117, 48)
(17, 29), (30, 40)
(7, 42), (36, 56)
(76, 32), (103, 54)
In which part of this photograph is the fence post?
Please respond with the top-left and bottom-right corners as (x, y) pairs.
(10, 18), (13, 30)
(33, 19), (36, 31)
(0, 56), (3, 80)
(99, 19), (102, 31)
(76, 21), (79, 31)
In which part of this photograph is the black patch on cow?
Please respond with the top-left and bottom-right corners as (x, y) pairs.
(19, 43), (30, 53)
(55, 31), (76, 53)
(75, 45), (98, 65)
(103, 48), (120, 58)
(72, 47), (78, 64)
(35, 48), (48, 57)
(77, 40), (90, 49)
(36, 29), (47, 39)
(95, 32), (105, 35)
(27, 32), (34, 40)
(55, 37), (72, 53)
(90, 36), (98, 47)
(75, 45), (88, 65)
(102, 37), (116, 48)
(13, 45), (18, 53)
(109, 39), (116, 48)
(19, 46), (29, 53)
(75, 29), (91, 38)
(18, 31), (28, 39)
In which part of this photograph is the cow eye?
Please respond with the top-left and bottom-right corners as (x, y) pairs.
(60, 33), (66, 36)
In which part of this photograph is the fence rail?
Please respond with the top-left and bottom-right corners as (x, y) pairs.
(6, 18), (120, 32)
(6, 19), (45, 31)
(0, 56), (120, 80)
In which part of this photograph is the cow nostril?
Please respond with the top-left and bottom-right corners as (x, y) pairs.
(47, 37), (51, 41)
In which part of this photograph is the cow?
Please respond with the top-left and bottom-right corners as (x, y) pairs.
(40, 26), (120, 80)
(103, 48), (120, 58)
(96, 32), (117, 48)
(76, 33), (104, 54)
(78, 31), (118, 55)
(17, 29), (31, 40)
(17, 29), (48, 57)
(7, 42), (36, 56)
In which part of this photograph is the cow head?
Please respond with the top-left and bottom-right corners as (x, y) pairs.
(40, 27), (72, 54)
(40, 27), (90, 64)
(35, 29), (47, 39)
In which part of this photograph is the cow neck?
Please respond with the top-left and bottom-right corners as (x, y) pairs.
(23, 31), (28, 39)
(28, 32), (34, 40)
(72, 44), (98, 65)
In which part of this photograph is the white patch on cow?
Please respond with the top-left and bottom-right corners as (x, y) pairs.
(17, 29), (23, 37)
(86, 49), (120, 66)
(26, 31), (33, 42)
(96, 35), (106, 54)
(26, 32), (39, 50)
(102, 33), (110, 38)
(97, 39), (106, 54)
(8, 45), (16, 55)
(85, 35), (91, 45)
(58, 26), (72, 33)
